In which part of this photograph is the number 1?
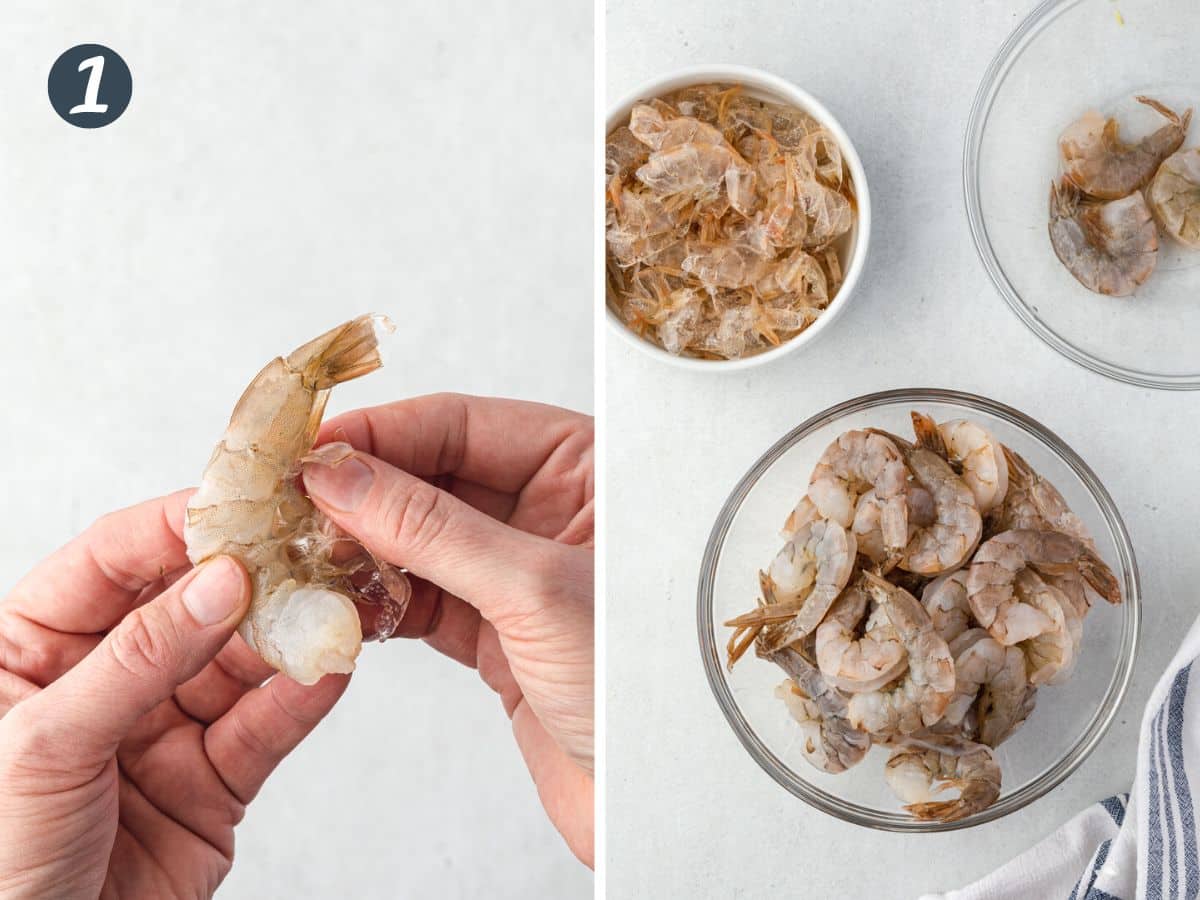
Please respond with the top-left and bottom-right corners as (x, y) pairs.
(69, 55), (109, 115)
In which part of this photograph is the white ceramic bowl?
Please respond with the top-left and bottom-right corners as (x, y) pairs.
(605, 64), (872, 371)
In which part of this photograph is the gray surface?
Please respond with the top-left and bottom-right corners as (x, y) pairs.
(606, 1), (1200, 897)
(0, 2), (591, 897)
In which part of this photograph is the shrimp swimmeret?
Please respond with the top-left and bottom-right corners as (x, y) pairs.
(184, 314), (412, 685)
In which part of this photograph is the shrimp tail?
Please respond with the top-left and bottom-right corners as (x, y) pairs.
(904, 790), (993, 824)
(1000, 445), (1031, 485)
(1135, 95), (1192, 131)
(287, 313), (391, 389)
(903, 764), (1000, 824)
(1079, 548), (1122, 605)
(1049, 177), (1079, 220)
(723, 605), (804, 628)
(910, 411), (949, 459)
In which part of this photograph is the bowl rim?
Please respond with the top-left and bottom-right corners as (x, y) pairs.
(963, 0), (1200, 390)
(696, 387), (1141, 832)
(605, 63), (872, 372)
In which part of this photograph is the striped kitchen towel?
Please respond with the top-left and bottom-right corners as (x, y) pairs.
(920, 614), (1200, 900)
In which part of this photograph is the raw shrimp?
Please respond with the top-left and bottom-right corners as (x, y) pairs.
(1059, 97), (1191, 200)
(805, 430), (911, 557)
(852, 483), (939, 570)
(730, 419), (1125, 820)
(724, 519), (857, 658)
(911, 413), (1008, 514)
(884, 734), (1001, 823)
(846, 574), (955, 736)
(966, 529), (1120, 647)
(1048, 177), (1158, 297)
(184, 315), (411, 685)
(942, 629), (1028, 741)
(815, 577), (908, 693)
(1148, 148), (1200, 248)
(891, 440), (982, 575)
(770, 647), (871, 773)
(1014, 569), (1075, 686)
(921, 570), (972, 644)
(987, 447), (1097, 550)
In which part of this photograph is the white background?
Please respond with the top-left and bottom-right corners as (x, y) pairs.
(0, 2), (591, 898)
(606, 0), (1200, 897)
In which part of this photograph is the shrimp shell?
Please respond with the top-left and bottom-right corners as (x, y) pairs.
(184, 315), (410, 685)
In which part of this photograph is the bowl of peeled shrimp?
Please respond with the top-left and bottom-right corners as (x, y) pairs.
(698, 389), (1139, 831)
(605, 64), (871, 370)
(966, 0), (1200, 389)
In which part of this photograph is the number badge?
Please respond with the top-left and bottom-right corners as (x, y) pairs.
(48, 44), (132, 128)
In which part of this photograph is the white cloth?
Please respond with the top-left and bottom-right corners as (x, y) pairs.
(921, 614), (1200, 900)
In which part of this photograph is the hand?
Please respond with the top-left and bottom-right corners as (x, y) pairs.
(0, 493), (350, 899)
(304, 393), (595, 866)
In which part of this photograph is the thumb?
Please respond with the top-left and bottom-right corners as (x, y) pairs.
(31, 556), (250, 759)
(302, 445), (583, 629)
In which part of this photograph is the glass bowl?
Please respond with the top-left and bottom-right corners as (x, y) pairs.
(965, 0), (1200, 389)
(697, 389), (1140, 831)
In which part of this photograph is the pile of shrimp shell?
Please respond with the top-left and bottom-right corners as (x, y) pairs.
(605, 83), (855, 359)
(724, 412), (1123, 823)
(1049, 95), (1200, 296)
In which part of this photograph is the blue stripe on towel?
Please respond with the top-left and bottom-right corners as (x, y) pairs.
(1166, 663), (1197, 900)
(1148, 704), (1164, 899)
(1156, 704), (1179, 898)
(1069, 838), (1111, 900)
(1101, 795), (1126, 827)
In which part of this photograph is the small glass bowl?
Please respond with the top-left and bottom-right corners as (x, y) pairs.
(698, 389), (1140, 831)
(965, 0), (1200, 389)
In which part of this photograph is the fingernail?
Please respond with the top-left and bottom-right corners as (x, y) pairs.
(304, 455), (375, 512)
(183, 557), (246, 626)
